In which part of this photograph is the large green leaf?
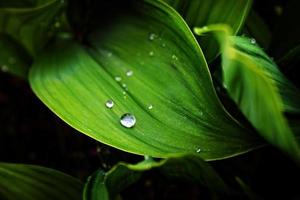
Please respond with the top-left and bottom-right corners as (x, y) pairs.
(29, 0), (261, 160)
(0, 0), (65, 57)
(163, 0), (252, 62)
(194, 25), (300, 162)
(0, 163), (82, 200)
(83, 154), (229, 200)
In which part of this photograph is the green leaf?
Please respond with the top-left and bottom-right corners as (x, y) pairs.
(0, 34), (31, 78)
(194, 25), (300, 162)
(30, 0), (261, 160)
(0, 0), (65, 57)
(163, 0), (252, 62)
(231, 36), (300, 114)
(83, 154), (229, 200)
(0, 163), (82, 200)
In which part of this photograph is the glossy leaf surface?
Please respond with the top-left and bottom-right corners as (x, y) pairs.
(30, 0), (261, 160)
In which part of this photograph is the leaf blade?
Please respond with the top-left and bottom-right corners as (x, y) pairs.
(0, 163), (82, 200)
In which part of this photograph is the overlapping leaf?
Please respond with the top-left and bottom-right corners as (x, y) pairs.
(0, 0), (65, 57)
(231, 36), (300, 114)
(194, 25), (300, 162)
(163, 0), (252, 62)
(83, 154), (229, 200)
(0, 163), (82, 200)
(29, 0), (261, 160)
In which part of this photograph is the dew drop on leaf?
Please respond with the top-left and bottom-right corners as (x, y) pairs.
(250, 38), (256, 44)
(196, 148), (201, 153)
(107, 52), (112, 57)
(148, 104), (153, 110)
(126, 70), (133, 77)
(149, 51), (154, 57)
(115, 76), (122, 82)
(120, 113), (136, 128)
(148, 33), (157, 41)
(172, 54), (178, 60)
(105, 100), (114, 109)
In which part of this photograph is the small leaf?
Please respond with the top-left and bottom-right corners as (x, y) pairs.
(194, 24), (300, 162)
(30, 0), (261, 160)
(0, 163), (82, 200)
(163, 0), (252, 62)
(83, 154), (229, 200)
(0, 0), (65, 57)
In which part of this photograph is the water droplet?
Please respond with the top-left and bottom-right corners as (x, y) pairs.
(105, 100), (114, 109)
(115, 76), (122, 82)
(196, 148), (201, 153)
(250, 38), (256, 44)
(202, 26), (208, 31)
(120, 113), (136, 128)
(148, 33), (157, 41)
(1, 65), (8, 72)
(126, 70), (133, 77)
(172, 54), (178, 60)
(122, 83), (127, 88)
(162, 43), (166, 48)
(148, 104), (153, 110)
(149, 51), (154, 57)
(122, 91), (127, 95)
(107, 52), (112, 57)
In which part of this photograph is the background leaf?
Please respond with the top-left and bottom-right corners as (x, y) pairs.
(0, 163), (82, 200)
(0, 34), (31, 78)
(163, 0), (252, 62)
(83, 154), (229, 200)
(29, 0), (261, 160)
(0, 0), (65, 57)
(194, 25), (300, 162)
